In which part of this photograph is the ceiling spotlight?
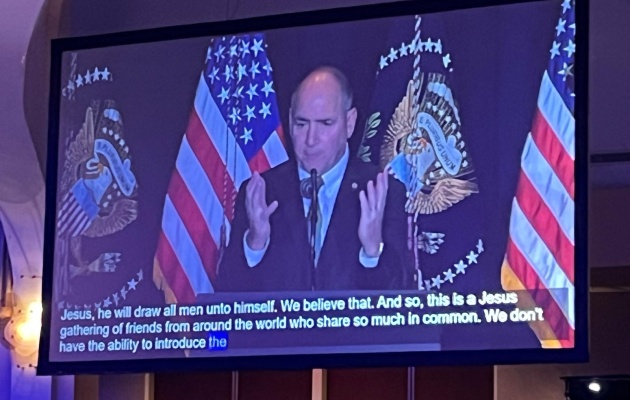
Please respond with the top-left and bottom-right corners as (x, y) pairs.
(588, 381), (601, 393)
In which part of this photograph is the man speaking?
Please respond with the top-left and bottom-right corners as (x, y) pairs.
(218, 67), (413, 291)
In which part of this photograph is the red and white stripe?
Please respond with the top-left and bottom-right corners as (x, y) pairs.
(504, 70), (575, 346)
(154, 73), (287, 303)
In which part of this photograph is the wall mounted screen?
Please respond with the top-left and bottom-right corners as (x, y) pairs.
(39, 0), (587, 374)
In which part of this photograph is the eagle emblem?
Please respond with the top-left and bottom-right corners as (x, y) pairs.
(381, 73), (478, 216)
(55, 100), (138, 300)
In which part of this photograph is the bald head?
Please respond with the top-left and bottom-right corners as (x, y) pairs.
(290, 67), (354, 117)
(289, 67), (357, 174)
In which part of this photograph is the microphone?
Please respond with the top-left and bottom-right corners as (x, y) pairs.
(301, 169), (321, 290)
(300, 170), (323, 199)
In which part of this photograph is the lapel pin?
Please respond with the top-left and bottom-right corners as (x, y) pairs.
(351, 182), (358, 190)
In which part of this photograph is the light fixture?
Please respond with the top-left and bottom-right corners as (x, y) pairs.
(3, 301), (43, 368)
(15, 302), (43, 342)
(588, 381), (601, 393)
(562, 375), (630, 399)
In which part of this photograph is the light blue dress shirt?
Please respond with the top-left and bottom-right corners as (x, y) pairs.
(243, 146), (379, 268)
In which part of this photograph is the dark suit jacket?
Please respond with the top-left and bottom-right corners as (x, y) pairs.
(217, 159), (414, 291)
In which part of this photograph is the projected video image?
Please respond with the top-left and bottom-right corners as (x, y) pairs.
(45, 0), (579, 369)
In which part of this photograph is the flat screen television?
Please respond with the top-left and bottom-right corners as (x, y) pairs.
(38, 0), (588, 374)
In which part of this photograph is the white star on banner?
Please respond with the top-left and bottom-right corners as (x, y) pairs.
(228, 107), (241, 125)
(261, 80), (274, 97)
(387, 47), (398, 62)
(250, 61), (261, 79)
(466, 251), (478, 264)
(103, 297), (112, 307)
(240, 128), (253, 144)
(561, 0), (571, 13)
(128, 279), (138, 291)
(558, 63), (574, 81)
(379, 56), (388, 70)
(208, 67), (219, 84)
(237, 62), (248, 81)
(229, 44), (239, 57)
(240, 40), (250, 55)
(442, 54), (451, 68)
(263, 60), (273, 75)
(476, 239), (484, 254)
(246, 83), (258, 100)
(443, 268), (455, 283)
(92, 67), (101, 81)
(260, 102), (271, 118)
(564, 39), (576, 58)
(214, 45), (225, 62)
(399, 42), (409, 56)
(244, 105), (256, 122)
(425, 38), (434, 52)
(550, 41), (561, 59)
(223, 65), (234, 83)
(101, 67), (111, 80)
(431, 276), (442, 289)
(455, 260), (467, 274)
(556, 18), (566, 36)
(434, 39), (443, 54)
(218, 87), (230, 104)
(251, 38), (264, 57)
(75, 74), (84, 87)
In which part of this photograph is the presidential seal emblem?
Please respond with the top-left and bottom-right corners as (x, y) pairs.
(55, 99), (138, 300)
(381, 74), (478, 216)
(360, 16), (483, 291)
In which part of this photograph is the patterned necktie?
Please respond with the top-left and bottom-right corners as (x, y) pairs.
(301, 176), (324, 266)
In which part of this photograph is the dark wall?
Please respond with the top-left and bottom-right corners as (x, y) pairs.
(155, 370), (310, 400)
(154, 371), (232, 400)
(415, 366), (494, 400)
(155, 366), (493, 400)
(329, 368), (408, 400)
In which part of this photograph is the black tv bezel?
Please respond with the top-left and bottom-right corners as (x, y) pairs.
(38, 0), (589, 375)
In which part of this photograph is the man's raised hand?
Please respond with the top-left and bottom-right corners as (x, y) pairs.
(358, 172), (389, 257)
(245, 172), (278, 250)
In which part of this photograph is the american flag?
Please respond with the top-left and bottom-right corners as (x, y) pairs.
(153, 34), (288, 304)
(501, 0), (576, 348)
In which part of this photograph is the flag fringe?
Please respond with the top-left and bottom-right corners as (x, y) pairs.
(501, 259), (570, 349)
(153, 258), (178, 304)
